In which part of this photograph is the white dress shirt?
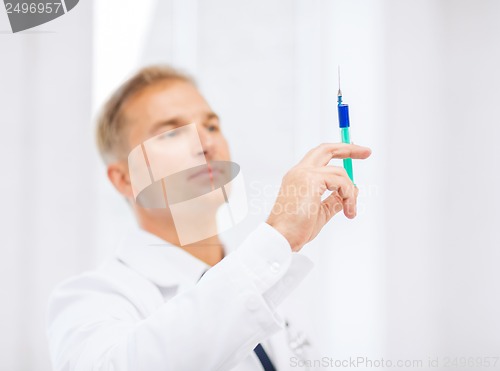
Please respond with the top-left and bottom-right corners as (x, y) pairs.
(47, 222), (315, 370)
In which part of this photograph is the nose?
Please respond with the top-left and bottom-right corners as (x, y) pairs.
(196, 125), (215, 159)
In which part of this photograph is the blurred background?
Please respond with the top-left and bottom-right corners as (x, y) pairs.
(1, 0), (500, 369)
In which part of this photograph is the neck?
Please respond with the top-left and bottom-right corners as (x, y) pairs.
(135, 206), (224, 267)
(182, 236), (225, 267)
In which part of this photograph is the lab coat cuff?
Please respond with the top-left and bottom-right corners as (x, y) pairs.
(233, 222), (295, 294)
(263, 253), (315, 308)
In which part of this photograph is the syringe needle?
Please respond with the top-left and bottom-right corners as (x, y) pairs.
(337, 65), (342, 104)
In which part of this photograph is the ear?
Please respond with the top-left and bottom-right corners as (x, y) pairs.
(107, 161), (134, 200)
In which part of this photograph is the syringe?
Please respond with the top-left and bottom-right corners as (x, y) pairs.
(337, 66), (355, 185)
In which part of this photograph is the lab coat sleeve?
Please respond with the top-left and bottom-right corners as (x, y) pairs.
(226, 222), (315, 309)
(47, 223), (314, 371)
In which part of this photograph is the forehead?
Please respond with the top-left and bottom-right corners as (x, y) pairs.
(123, 79), (211, 124)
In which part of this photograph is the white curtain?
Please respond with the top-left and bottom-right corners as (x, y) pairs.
(1, 0), (500, 369)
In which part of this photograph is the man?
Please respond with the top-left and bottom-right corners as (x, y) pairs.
(46, 65), (371, 370)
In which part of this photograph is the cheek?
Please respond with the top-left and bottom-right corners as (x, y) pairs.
(142, 132), (207, 180)
(147, 144), (186, 164)
(147, 144), (204, 177)
(215, 136), (231, 159)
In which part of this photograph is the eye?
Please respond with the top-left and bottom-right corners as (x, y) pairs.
(207, 123), (219, 132)
(158, 130), (177, 139)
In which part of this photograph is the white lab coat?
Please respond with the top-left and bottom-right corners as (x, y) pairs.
(47, 223), (316, 371)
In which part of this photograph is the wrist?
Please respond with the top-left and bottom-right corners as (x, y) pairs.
(265, 220), (302, 252)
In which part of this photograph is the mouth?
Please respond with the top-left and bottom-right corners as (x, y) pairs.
(187, 164), (223, 181)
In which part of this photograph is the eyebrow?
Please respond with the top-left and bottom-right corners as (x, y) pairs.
(149, 112), (220, 135)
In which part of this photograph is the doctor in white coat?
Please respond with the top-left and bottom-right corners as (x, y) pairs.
(46, 65), (371, 371)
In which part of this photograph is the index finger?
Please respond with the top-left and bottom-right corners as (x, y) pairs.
(299, 143), (372, 167)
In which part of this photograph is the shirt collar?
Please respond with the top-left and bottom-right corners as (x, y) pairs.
(115, 226), (212, 292)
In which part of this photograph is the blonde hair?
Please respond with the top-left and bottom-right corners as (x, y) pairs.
(96, 65), (195, 164)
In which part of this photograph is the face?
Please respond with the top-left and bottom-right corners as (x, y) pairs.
(112, 79), (231, 203)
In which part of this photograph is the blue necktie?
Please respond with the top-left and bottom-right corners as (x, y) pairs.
(253, 343), (277, 371)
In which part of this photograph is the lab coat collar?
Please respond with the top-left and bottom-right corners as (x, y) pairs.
(115, 226), (212, 291)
